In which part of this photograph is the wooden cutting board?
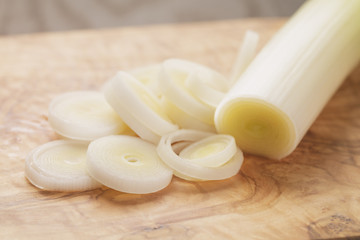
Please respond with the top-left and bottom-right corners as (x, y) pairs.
(1, 19), (360, 240)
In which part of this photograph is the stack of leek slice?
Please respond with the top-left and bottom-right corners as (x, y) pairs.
(25, 0), (360, 194)
(25, 32), (255, 193)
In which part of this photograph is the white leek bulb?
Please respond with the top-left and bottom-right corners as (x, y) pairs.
(215, 0), (360, 159)
(25, 140), (101, 191)
(49, 91), (128, 141)
(87, 135), (173, 194)
(157, 130), (244, 181)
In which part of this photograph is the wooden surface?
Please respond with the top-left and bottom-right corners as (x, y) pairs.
(1, 19), (360, 240)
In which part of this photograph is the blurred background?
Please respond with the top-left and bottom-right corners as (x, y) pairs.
(0, 0), (305, 35)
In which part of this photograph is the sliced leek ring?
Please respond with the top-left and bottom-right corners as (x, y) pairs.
(130, 64), (162, 97)
(173, 170), (202, 181)
(185, 71), (227, 107)
(157, 129), (244, 181)
(171, 141), (192, 155)
(103, 71), (178, 141)
(161, 97), (216, 133)
(159, 59), (226, 124)
(48, 91), (128, 141)
(25, 140), (101, 191)
(179, 134), (237, 167)
(229, 30), (259, 85)
(87, 135), (173, 194)
(104, 81), (160, 143)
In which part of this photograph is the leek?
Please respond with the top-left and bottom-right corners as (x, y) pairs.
(157, 129), (244, 181)
(229, 30), (259, 85)
(87, 135), (173, 194)
(159, 59), (228, 125)
(130, 64), (162, 97)
(215, 0), (360, 159)
(179, 134), (237, 167)
(48, 91), (128, 141)
(104, 71), (178, 143)
(25, 140), (101, 191)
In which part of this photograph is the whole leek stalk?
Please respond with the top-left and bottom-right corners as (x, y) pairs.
(215, 0), (360, 159)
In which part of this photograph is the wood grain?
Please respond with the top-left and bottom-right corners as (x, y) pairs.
(0, 19), (360, 240)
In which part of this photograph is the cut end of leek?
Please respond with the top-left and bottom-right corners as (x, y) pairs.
(215, 99), (296, 159)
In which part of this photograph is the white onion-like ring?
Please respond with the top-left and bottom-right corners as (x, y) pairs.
(161, 97), (216, 133)
(49, 91), (127, 141)
(159, 59), (226, 124)
(25, 140), (101, 191)
(179, 134), (237, 167)
(104, 75), (162, 143)
(104, 71), (178, 136)
(157, 129), (244, 181)
(130, 64), (162, 97)
(185, 71), (227, 107)
(87, 135), (173, 194)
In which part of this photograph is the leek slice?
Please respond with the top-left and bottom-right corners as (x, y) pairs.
(157, 130), (244, 181)
(185, 71), (227, 107)
(104, 85), (160, 143)
(49, 91), (128, 141)
(161, 97), (216, 133)
(25, 140), (101, 191)
(103, 71), (178, 143)
(173, 170), (201, 182)
(130, 64), (162, 97)
(159, 59), (227, 124)
(105, 99), (161, 143)
(229, 30), (259, 85)
(171, 141), (192, 155)
(87, 135), (173, 194)
(215, 0), (360, 159)
(179, 134), (237, 167)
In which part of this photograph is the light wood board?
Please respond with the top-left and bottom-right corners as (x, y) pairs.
(0, 19), (360, 240)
